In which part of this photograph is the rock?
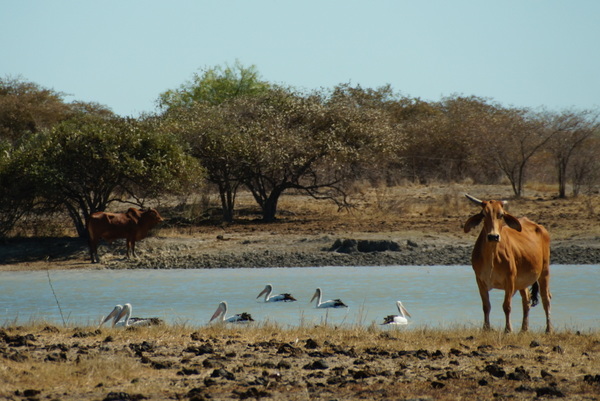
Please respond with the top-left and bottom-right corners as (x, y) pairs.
(277, 360), (292, 369)
(150, 360), (173, 370)
(45, 352), (67, 362)
(184, 343), (214, 355)
(352, 368), (377, 379)
(177, 368), (200, 376)
(583, 374), (600, 384)
(303, 359), (329, 370)
(484, 364), (506, 378)
(508, 366), (530, 381)
(211, 368), (235, 380)
(129, 341), (155, 354)
(103, 392), (132, 401)
(329, 239), (401, 253)
(277, 343), (303, 356)
(233, 387), (270, 400)
(535, 386), (565, 397)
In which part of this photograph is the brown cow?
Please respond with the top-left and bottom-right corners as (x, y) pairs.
(87, 208), (164, 263)
(463, 194), (551, 333)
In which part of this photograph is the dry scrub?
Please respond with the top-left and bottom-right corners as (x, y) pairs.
(1, 323), (599, 400)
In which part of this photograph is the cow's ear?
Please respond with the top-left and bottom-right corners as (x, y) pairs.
(126, 208), (140, 223)
(503, 213), (522, 232)
(464, 213), (484, 233)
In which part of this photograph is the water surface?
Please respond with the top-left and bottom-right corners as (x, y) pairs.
(1, 265), (597, 331)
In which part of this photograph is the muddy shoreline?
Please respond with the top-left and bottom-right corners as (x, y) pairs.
(1, 234), (599, 271)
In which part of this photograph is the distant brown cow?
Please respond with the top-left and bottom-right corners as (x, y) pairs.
(87, 208), (164, 263)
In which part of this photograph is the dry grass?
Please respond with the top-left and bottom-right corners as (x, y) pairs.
(2, 322), (599, 400)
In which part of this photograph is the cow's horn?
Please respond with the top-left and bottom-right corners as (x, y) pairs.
(465, 194), (484, 206)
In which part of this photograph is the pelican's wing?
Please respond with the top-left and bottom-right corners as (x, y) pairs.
(227, 312), (254, 323)
(237, 312), (254, 322)
(281, 293), (297, 302)
(270, 293), (297, 302)
(382, 315), (396, 325)
(129, 317), (163, 326)
(332, 299), (348, 308)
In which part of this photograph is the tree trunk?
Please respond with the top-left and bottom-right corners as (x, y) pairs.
(261, 188), (283, 222)
(557, 158), (567, 199)
(66, 204), (87, 238)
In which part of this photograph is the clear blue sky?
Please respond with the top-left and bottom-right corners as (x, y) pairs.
(2, 1), (599, 117)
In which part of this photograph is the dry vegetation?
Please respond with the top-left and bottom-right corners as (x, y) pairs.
(1, 323), (599, 400)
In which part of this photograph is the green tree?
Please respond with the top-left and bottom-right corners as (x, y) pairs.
(158, 61), (271, 111)
(240, 88), (396, 221)
(159, 61), (272, 221)
(0, 142), (37, 237)
(164, 103), (250, 222)
(25, 113), (202, 237)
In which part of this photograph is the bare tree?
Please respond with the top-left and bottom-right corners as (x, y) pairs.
(544, 109), (600, 198)
(479, 108), (555, 198)
(571, 136), (600, 196)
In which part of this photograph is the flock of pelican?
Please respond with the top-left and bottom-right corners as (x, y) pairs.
(99, 284), (411, 327)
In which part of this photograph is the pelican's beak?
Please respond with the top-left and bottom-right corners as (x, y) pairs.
(310, 291), (318, 303)
(257, 287), (268, 299)
(209, 303), (224, 322)
(400, 304), (412, 318)
(100, 305), (120, 328)
(114, 307), (128, 326)
(99, 313), (113, 328)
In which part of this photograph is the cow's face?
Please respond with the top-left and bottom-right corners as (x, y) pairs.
(463, 195), (522, 242)
(146, 208), (164, 223)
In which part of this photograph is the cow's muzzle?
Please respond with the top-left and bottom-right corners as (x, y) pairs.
(487, 234), (500, 242)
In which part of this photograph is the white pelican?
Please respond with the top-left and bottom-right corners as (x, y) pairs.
(99, 303), (162, 328)
(310, 287), (348, 308)
(381, 301), (412, 325)
(256, 284), (297, 302)
(210, 301), (254, 323)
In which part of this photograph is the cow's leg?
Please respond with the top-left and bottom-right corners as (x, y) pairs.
(89, 239), (99, 263)
(476, 278), (491, 330)
(538, 268), (552, 333)
(519, 288), (530, 332)
(126, 238), (132, 259)
(502, 283), (515, 333)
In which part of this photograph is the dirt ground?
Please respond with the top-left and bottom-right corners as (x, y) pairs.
(1, 324), (599, 401)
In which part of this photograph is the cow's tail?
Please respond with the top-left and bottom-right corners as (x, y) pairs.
(530, 282), (539, 307)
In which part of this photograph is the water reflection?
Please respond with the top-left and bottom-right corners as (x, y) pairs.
(1, 265), (598, 330)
